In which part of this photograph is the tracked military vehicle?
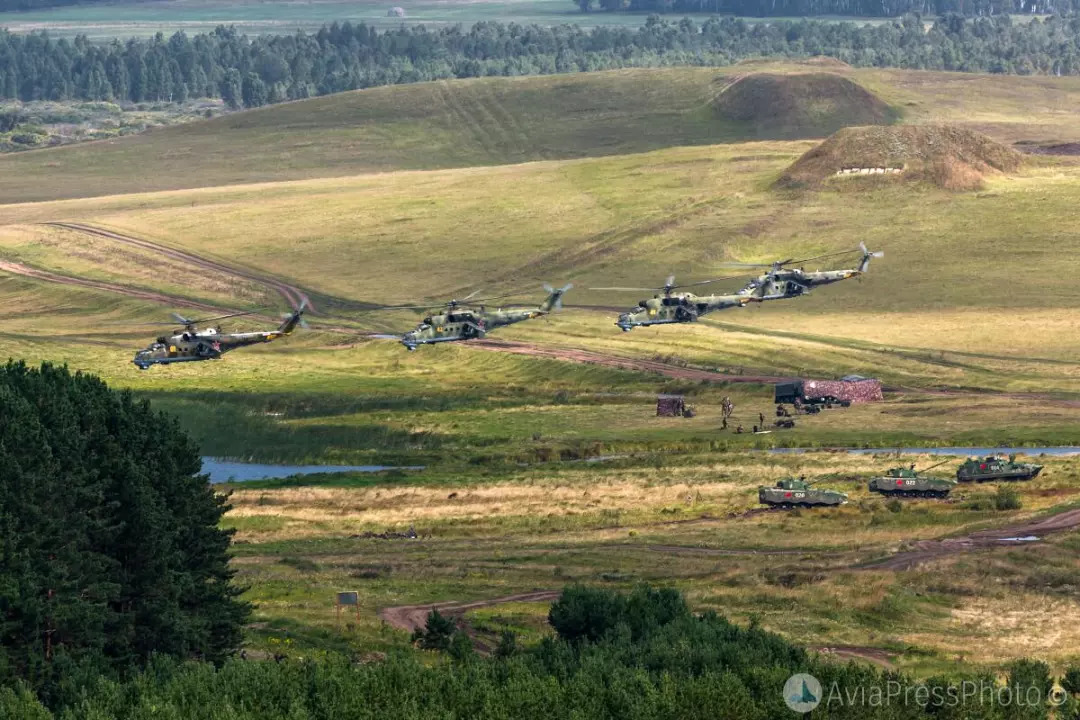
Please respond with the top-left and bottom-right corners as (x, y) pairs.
(956, 454), (1042, 483)
(869, 460), (956, 498)
(758, 478), (848, 508)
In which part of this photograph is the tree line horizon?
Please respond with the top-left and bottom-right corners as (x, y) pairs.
(2, 15), (1080, 110)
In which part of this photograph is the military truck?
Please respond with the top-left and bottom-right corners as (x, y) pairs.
(758, 477), (848, 508)
(956, 454), (1043, 483)
(868, 460), (956, 498)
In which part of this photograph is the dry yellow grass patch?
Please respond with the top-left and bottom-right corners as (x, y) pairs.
(910, 594), (1080, 664)
(228, 479), (742, 533)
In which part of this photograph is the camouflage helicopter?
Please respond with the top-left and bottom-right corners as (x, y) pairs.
(387, 284), (572, 351)
(590, 275), (750, 331)
(132, 303), (307, 369)
(733, 243), (884, 301)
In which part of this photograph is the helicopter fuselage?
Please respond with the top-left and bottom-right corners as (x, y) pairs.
(740, 268), (861, 301)
(616, 292), (748, 331)
(400, 307), (544, 350)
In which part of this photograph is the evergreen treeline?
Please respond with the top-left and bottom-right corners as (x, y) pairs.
(3, 15), (1080, 110)
(2, 583), (1073, 718)
(578, 0), (1080, 17)
(0, 361), (248, 705)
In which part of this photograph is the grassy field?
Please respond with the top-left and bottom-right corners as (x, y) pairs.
(224, 450), (1080, 674)
(3, 65), (1080, 676)
(2, 65), (1080, 203)
(0, 0), (908, 39)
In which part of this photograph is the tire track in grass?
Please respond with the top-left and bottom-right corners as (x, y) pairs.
(47, 222), (314, 311)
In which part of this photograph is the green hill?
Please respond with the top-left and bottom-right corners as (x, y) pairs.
(3, 65), (1080, 204)
(710, 72), (897, 140)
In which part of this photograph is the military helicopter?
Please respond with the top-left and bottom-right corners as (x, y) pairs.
(734, 243), (883, 301)
(132, 303), (307, 369)
(590, 275), (749, 331)
(387, 284), (572, 350)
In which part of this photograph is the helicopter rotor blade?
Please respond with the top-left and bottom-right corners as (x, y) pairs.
(588, 286), (661, 292)
(170, 310), (256, 326)
(671, 274), (750, 289)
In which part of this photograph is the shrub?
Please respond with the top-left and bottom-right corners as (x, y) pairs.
(548, 583), (688, 644)
(9, 132), (43, 145)
(995, 485), (1022, 511)
(1062, 666), (1080, 696)
(447, 631), (474, 663)
(413, 609), (457, 651)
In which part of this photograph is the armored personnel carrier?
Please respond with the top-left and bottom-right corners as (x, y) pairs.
(956, 454), (1042, 483)
(869, 460), (956, 498)
(758, 477), (848, 508)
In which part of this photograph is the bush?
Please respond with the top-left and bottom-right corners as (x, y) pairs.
(447, 631), (474, 663)
(494, 630), (519, 658)
(1062, 666), (1080, 696)
(0, 109), (25, 132)
(548, 583), (688, 644)
(995, 485), (1023, 511)
(1006, 658), (1052, 719)
(9, 132), (43, 145)
(413, 609), (457, 651)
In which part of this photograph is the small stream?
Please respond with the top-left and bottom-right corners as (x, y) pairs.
(201, 457), (423, 484)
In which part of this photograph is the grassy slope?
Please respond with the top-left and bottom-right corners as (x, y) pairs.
(4, 139), (1080, 389)
(3, 64), (1080, 203)
(5, 66), (1080, 673)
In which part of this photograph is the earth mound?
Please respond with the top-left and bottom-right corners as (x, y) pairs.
(711, 73), (896, 140)
(776, 125), (1023, 191)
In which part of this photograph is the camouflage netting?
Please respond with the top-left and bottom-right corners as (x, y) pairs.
(656, 395), (686, 417)
(802, 378), (883, 403)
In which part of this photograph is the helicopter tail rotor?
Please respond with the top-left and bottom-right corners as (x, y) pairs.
(540, 282), (573, 312)
(278, 300), (309, 334)
(858, 242), (884, 273)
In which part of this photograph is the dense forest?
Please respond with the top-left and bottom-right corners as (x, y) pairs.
(2, 15), (1080, 109)
(3, 582), (1076, 718)
(2, 0), (1080, 16)
(578, 0), (1080, 17)
(0, 361), (248, 707)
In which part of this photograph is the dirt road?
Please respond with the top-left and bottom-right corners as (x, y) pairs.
(861, 507), (1080, 571)
(0, 259), (227, 313)
(47, 222), (316, 311)
(378, 590), (561, 635)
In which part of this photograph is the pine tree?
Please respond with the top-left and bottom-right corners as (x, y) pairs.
(220, 68), (242, 109)
(0, 362), (248, 698)
(241, 72), (268, 107)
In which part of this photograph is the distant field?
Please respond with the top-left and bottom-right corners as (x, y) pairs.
(2, 65), (1079, 204)
(0, 0), (901, 39)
